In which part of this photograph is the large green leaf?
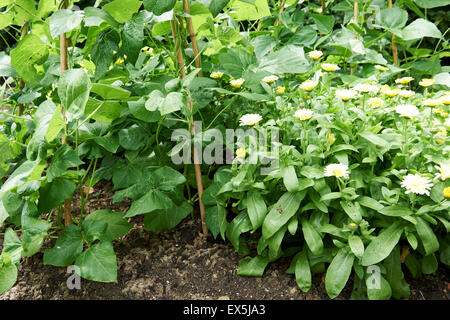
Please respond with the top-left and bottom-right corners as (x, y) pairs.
(397, 18), (442, 41)
(301, 217), (323, 255)
(415, 217), (439, 256)
(376, 7), (408, 30)
(103, 0), (142, 24)
(90, 83), (131, 100)
(10, 34), (48, 83)
(121, 12), (144, 64)
(229, 0), (270, 21)
(91, 29), (120, 80)
(125, 189), (173, 218)
(361, 222), (404, 266)
(145, 90), (184, 116)
(227, 213), (252, 252)
(58, 69), (91, 119)
(75, 241), (117, 282)
(37, 178), (77, 214)
(237, 255), (270, 276)
(246, 191), (267, 231)
(366, 274), (392, 300)
(47, 145), (84, 182)
(84, 210), (132, 241)
(84, 98), (123, 124)
(43, 224), (84, 267)
(143, 0), (176, 16)
(325, 249), (354, 299)
(348, 235), (364, 258)
(262, 191), (305, 239)
(383, 246), (410, 299)
(311, 14), (335, 34)
(414, 0), (450, 8)
(294, 250), (311, 292)
(144, 201), (192, 232)
(118, 124), (147, 151)
(49, 9), (84, 39)
(259, 45), (310, 74)
(0, 263), (18, 294)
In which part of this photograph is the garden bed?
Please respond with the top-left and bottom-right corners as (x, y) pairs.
(1, 181), (448, 300)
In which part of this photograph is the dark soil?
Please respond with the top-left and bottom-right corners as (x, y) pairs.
(1, 181), (449, 300)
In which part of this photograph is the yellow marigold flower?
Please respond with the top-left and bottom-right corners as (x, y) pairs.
(374, 65), (388, 72)
(294, 109), (314, 121)
(210, 71), (224, 79)
(79, 62), (86, 70)
(236, 148), (247, 158)
(419, 78), (434, 87)
(321, 63), (340, 72)
(262, 75), (279, 84)
(423, 99), (443, 107)
(324, 163), (350, 179)
(299, 79), (318, 91)
(395, 77), (414, 85)
(114, 58), (124, 65)
(349, 222), (357, 228)
(436, 139), (445, 144)
(277, 86), (286, 94)
(380, 84), (391, 94)
(399, 90), (415, 98)
(230, 78), (245, 88)
(443, 187), (450, 198)
(444, 112), (449, 117)
(440, 95), (450, 105)
(308, 50), (323, 60)
(46, 91), (52, 99)
(336, 89), (357, 101)
(433, 108), (444, 115)
(368, 97), (384, 108)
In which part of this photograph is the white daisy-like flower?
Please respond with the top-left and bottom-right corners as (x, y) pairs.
(401, 174), (433, 196)
(423, 99), (443, 107)
(335, 89), (357, 101)
(308, 50), (323, 60)
(230, 78), (245, 88)
(324, 163), (350, 179)
(436, 164), (450, 181)
(368, 97), (384, 108)
(321, 63), (340, 72)
(299, 79), (318, 91)
(294, 108), (314, 121)
(262, 75), (279, 84)
(445, 118), (450, 127)
(419, 78), (434, 87)
(353, 83), (379, 94)
(395, 104), (419, 118)
(210, 71), (224, 79)
(239, 113), (262, 126)
(441, 95), (450, 105)
(399, 90), (415, 98)
(374, 65), (388, 72)
(395, 77), (414, 85)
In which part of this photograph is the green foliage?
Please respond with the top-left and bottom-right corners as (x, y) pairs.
(0, 0), (448, 299)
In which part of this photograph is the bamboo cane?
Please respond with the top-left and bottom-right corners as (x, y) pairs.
(321, 0), (326, 14)
(183, 0), (202, 76)
(388, 0), (399, 65)
(60, 0), (71, 226)
(171, 19), (208, 237)
(17, 22), (28, 116)
(350, 2), (358, 75)
(274, 0), (286, 26)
